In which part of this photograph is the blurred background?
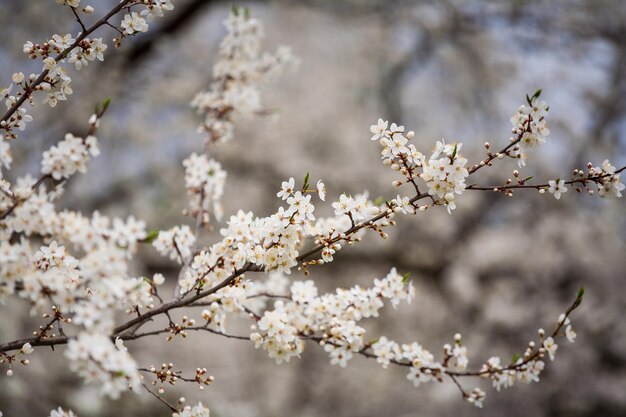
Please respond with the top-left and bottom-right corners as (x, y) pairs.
(1, 0), (625, 416)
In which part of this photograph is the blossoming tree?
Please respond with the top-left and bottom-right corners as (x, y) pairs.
(0, 1), (624, 416)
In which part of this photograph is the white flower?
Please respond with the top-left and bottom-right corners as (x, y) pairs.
(21, 343), (33, 354)
(277, 177), (295, 200)
(371, 336), (401, 368)
(317, 180), (326, 201)
(419, 140), (468, 212)
(121, 12), (148, 35)
(388, 133), (409, 156)
(153, 273), (165, 285)
(286, 191), (315, 222)
(543, 337), (558, 361)
(370, 118), (389, 141)
(389, 122), (404, 134)
(547, 179), (567, 200)
(601, 159), (616, 174)
(173, 402), (210, 417)
(467, 387), (486, 408)
(11, 72), (24, 84)
(110, 215), (147, 253)
(141, 0), (174, 20)
(65, 332), (141, 398)
(153, 225), (196, 264)
(50, 33), (75, 50)
(183, 153), (227, 220)
(115, 337), (127, 352)
(595, 159), (624, 198)
(41, 133), (98, 180)
(393, 195), (415, 215)
(191, 9), (296, 142)
(332, 194), (354, 217)
(290, 280), (318, 303)
(566, 325), (577, 343)
(0, 141), (12, 170)
(49, 407), (77, 417)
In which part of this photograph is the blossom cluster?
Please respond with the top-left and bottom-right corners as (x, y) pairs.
(119, 1), (175, 36)
(509, 93), (550, 167)
(246, 270), (579, 408)
(154, 224), (196, 264)
(586, 159), (624, 198)
(371, 119), (469, 213)
(0, 4), (623, 416)
(540, 159), (624, 200)
(65, 332), (141, 399)
(479, 313), (576, 393)
(49, 408), (76, 417)
(48, 399), (208, 417)
(41, 132), (100, 180)
(251, 268), (414, 365)
(1, 0), (174, 141)
(183, 153), (227, 222)
(172, 181), (324, 297)
(421, 141), (469, 213)
(173, 402), (211, 417)
(190, 7), (296, 144)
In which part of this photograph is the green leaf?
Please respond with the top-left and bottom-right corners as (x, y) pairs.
(95, 97), (111, 116)
(369, 337), (380, 345)
(231, 4), (240, 16)
(402, 272), (411, 284)
(244, 7), (250, 18)
(451, 144), (458, 161)
(303, 172), (310, 190)
(532, 88), (542, 100)
(576, 287), (585, 299)
(512, 353), (520, 364)
(101, 97), (111, 113)
(142, 229), (159, 244)
(526, 89), (542, 106)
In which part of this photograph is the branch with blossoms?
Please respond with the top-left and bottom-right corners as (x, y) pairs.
(1, 0), (173, 139)
(0, 4), (625, 417)
(466, 163), (625, 198)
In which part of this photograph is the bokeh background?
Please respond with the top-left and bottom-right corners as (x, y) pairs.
(1, 0), (625, 416)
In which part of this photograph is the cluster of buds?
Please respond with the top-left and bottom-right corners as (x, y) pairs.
(0, 343), (33, 376)
(193, 367), (215, 390)
(148, 363), (179, 393)
(166, 316), (197, 341)
(572, 160), (625, 198)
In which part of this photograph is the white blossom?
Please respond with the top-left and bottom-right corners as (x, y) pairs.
(153, 225), (196, 263)
(65, 332), (141, 399)
(543, 337), (558, 361)
(547, 179), (567, 200)
(173, 402), (210, 417)
(121, 12), (148, 35)
(370, 118), (389, 141)
(49, 408), (77, 417)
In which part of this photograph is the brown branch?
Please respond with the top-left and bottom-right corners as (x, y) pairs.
(467, 116), (532, 175)
(0, 141), (601, 353)
(142, 383), (178, 412)
(128, 325), (251, 342)
(466, 165), (626, 192)
(0, 0), (134, 126)
(70, 6), (87, 33)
